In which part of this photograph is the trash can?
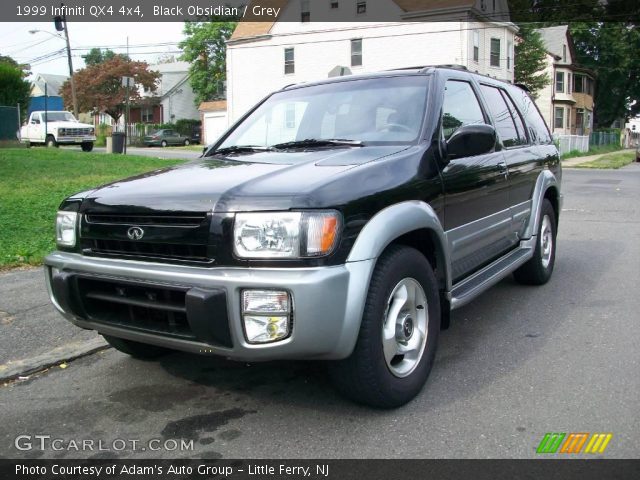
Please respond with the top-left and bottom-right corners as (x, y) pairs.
(111, 132), (126, 154)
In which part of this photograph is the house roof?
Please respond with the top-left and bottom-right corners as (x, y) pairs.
(32, 73), (68, 96)
(229, 0), (478, 41)
(199, 100), (227, 112)
(536, 25), (569, 59)
(149, 61), (191, 97)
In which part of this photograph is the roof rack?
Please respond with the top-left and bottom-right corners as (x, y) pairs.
(386, 64), (469, 73)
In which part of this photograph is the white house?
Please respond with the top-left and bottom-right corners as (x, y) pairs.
(226, 0), (518, 122)
(534, 25), (595, 136)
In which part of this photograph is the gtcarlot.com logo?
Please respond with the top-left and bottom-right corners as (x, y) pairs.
(536, 432), (613, 454)
(14, 435), (194, 453)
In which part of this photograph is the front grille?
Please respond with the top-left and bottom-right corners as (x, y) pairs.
(62, 128), (92, 136)
(77, 277), (194, 339)
(86, 213), (207, 227)
(84, 239), (210, 263)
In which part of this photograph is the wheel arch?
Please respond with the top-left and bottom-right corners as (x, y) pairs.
(524, 170), (561, 239)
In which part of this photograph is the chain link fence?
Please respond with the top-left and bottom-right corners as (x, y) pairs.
(0, 105), (20, 141)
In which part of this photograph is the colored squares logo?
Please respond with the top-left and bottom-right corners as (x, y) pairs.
(537, 433), (612, 454)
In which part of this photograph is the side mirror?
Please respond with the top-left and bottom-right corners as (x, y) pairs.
(446, 124), (496, 160)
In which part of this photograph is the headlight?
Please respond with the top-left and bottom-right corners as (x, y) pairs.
(58, 128), (66, 136)
(56, 211), (78, 247)
(234, 211), (340, 259)
(89, 128), (95, 135)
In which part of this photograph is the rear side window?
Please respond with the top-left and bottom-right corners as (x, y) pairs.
(500, 91), (528, 145)
(441, 80), (486, 140)
(480, 84), (521, 148)
(510, 87), (552, 144)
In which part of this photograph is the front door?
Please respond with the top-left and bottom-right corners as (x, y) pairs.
(439, 79), (511, 281)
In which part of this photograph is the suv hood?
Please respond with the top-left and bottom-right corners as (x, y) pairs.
(80, 145), (406, 213)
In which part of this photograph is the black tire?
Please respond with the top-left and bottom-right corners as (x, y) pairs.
(45, 135), (57, 148)
(184, 139), (190, 146)
(81, 142), (94, 152)
(513, 198), (557, 285)
(329, 245), (440, 408)
(160, 140), (168, 148)
(102, 335), (170, 360)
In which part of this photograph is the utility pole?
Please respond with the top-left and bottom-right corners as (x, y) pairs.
(55, 4), (78, 118)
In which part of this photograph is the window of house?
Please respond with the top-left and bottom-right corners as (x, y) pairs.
(507, 40), (513, 69)
(574, 74), (584, 93)
(555, 71), (564, 93)
(330, 0), (338, 8)
(490, 38), (501, 67)
(356, 1), (366, 14)
(300, 0), (310, 22)
(554, 107), (564, 129)
(568, 73), (572, 94)
(563, 45), (567, 62)
(480, 0), (486, 11)
(442, 80), (486, 140)
(284, 47), (295, 75)
(473, 31), (480, 62)
(142, 107), (153, 123)
(351, 39), (362, 67)
(480, 85), (521, 147)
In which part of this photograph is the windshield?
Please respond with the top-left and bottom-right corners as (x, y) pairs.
(217, 76), (428, 151)
(43, 112), (77, 122)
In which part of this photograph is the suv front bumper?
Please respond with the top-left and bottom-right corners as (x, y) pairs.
(44, 252), (374, 361)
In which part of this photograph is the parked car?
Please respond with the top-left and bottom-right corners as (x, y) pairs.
(19, 111), (96, 151)
(44, 66), (561, 408)
(143, 129), (191, 147)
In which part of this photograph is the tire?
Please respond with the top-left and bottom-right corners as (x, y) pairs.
(81, 142), (94, 152)
(184, 139), (190, 146)
(45, 135), (57, 148)
(102, 335), (170, 360)
(329, 245), (440, 408)
(160, 140), (168, 148)
(513, 198), (557, 285)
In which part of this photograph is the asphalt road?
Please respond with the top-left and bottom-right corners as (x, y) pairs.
(1, 165), (639, 459)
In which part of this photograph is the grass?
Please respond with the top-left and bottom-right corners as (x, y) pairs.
(573, 151), (636, 169)
(562, 143), (622, 160)
(0, 148), (184, 269)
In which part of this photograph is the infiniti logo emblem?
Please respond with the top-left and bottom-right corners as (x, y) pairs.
(127, 226), (144, 241)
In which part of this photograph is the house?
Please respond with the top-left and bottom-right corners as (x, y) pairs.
(226, 0), (518, 122)
(199, 100), (228, 145)
(29, 73), (66, 116)
(534, 25), (595, 136)
(97, 62), (200, 126)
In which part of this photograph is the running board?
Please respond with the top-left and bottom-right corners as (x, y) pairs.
(449, 242), (534, 310)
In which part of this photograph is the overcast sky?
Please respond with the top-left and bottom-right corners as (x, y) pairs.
(0, 22), (187, 78)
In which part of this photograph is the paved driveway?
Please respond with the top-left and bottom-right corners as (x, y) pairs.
(1, 166), (639, 459)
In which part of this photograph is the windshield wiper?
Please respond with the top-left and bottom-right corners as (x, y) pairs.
(271, 138), (363, 150)
(208, 145), (274, 156)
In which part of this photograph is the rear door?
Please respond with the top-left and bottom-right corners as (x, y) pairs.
(439, 78), (512, 281)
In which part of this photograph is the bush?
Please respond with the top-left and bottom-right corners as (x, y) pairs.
(175, 119), (201, 136)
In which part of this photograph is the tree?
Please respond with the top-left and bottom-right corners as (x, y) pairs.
(571, 22), (640, 127)
(514, 24), (551, 99)
(60, 56), (159, 123)
(179, 21), (237, 105)
(0, 57), (31, 120)
(82, 48), (128, 67)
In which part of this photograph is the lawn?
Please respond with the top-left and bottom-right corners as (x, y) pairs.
(0, 148), (184, 269)
(573, 151), (636, 169)
(562, 143), (622, 160)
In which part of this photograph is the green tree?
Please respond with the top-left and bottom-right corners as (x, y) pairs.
(514, 24), (551, 99)
(571, 22), (640, 127)
(0, 58), (31, 120)
(179, 21), (237, 105)
(82, 48), (128, 67)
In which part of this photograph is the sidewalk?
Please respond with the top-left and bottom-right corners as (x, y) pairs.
(562, 148), (635, 167)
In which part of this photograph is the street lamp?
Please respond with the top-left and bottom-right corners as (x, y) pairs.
(29, 23), (78, 118)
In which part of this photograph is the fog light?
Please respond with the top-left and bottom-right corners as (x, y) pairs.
(242, 290), (291, 344)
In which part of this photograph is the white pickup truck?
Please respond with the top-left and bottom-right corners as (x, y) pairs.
(19, 111), (96, 151)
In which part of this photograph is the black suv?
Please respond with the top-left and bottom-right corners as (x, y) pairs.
(45, 67), (561, 408)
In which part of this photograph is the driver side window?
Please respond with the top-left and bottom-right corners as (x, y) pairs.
(442, 80), (486, 140)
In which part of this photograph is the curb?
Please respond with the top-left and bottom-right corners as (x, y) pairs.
(0, 337), (110, 382)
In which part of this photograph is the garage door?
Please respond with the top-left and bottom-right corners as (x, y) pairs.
(203, 112), (228, 145)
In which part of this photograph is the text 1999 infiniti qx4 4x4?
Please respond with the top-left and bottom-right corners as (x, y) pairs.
(45, 66), (561, 408)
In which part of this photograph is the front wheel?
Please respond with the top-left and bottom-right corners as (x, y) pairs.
(160, 140), (168, 148)
(102, 335), (170, 360)
(81, 142), (93, 152)
(45, 135), (57, 148)
(329, 245), (440, 408)
(184, 139), (190, 146)
(513, 198), (557, 285)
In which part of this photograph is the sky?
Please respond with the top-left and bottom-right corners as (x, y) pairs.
(0, 22), (187, 79)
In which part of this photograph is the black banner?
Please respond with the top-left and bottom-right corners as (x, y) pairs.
(0, 0), (639, 23)
(2, 459), (640, 480)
